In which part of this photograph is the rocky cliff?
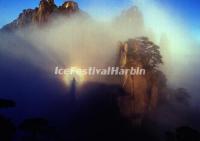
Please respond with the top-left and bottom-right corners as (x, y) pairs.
(118, 37), (164, 122)
(1, 1), (165, 122)
(114, 6), (145, 37)
(1, 0), (87, 31)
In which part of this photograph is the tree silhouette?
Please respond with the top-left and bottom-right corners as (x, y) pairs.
(0, 99), (16, 108)
(118, 37), (164, 88)
(0, 115), (16, 141)
(176, 126), (200, 141)
(126, 37), (163, 71)
(166, 126), (200, 141)
(174, 88), (191, 105)
(19, 118), (49, 141)
(0, 99), (16, 141)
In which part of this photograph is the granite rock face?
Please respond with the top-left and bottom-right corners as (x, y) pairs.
(1, 1), (166, 123)
(1, 0), (86, 31)
(118, 37), (164, 121)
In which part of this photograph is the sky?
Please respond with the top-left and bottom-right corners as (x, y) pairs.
(0, 0), (199, 40)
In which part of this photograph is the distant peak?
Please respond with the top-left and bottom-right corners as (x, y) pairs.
(62, 1), (79, 10)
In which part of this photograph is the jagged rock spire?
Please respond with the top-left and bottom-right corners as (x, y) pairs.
(60, 1), (79, 12)
(47, 0), (55, 5)
(114, 6), (144, 36)
(1, 0), (85, 31)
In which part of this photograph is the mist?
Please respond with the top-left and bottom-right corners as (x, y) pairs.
(133, 0), (200, 105)
(0, 0), (200, 104)
(0, 2), (200, 139)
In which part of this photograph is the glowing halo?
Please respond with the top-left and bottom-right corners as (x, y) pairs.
(63, 67), (85, 85)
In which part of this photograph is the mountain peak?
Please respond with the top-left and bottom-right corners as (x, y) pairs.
(1, 0), (84, 32)
(62, 1), (79, 10)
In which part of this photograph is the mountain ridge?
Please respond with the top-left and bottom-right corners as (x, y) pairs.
(1, 0), (88, 31)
